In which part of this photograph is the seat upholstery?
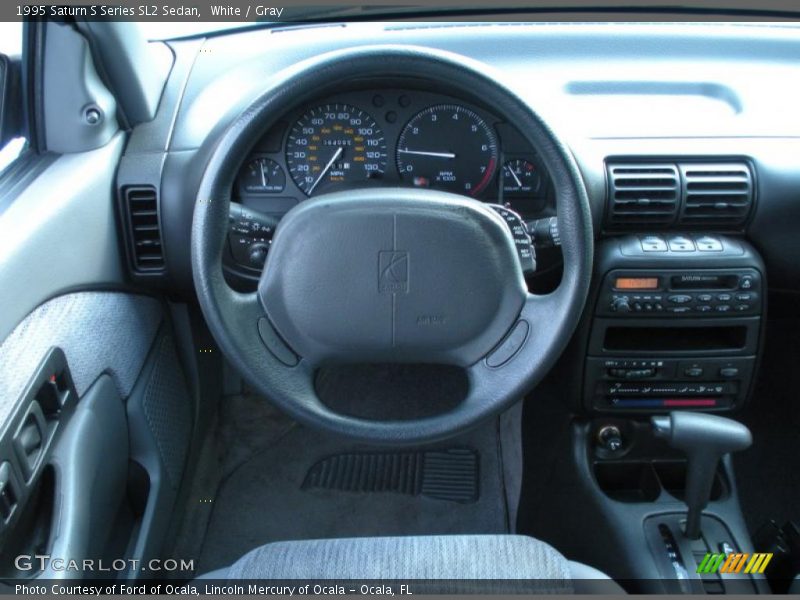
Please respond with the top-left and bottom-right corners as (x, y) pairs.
(198, 535), (623, 594)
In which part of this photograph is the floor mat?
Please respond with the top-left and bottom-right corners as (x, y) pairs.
(189, 395), (516, 573)
(303, 448), (479, 503)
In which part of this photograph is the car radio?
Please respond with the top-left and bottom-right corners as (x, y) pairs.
(598, 268), (761, 317)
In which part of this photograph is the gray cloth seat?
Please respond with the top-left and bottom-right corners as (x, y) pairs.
(198, 535), (624, 594)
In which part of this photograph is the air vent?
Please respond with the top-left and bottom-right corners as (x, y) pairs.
(607, 164), (680, 226)
(679, 163), (753, 226)
(124, 186), (164, 271)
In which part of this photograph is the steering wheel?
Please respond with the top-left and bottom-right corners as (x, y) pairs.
(192, 46), (593, 445)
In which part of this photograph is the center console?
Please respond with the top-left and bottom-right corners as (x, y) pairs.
(583, 234), (764, 415)
(536, 233), (771, 593)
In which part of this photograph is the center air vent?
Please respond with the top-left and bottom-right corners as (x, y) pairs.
(124, 186), (164, 272)
(607, 164), (680, 226)
(679, 163), (753, 226)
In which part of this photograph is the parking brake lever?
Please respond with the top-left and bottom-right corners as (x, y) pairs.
(651, 412), (752, 540)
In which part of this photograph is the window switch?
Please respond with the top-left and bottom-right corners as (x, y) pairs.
(18, 421), (42, 458)
(13, 403), (46, 481)
(36, 378), (61, 415)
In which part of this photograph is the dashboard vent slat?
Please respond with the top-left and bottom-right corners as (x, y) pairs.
(679, 163), (754, 226)
(607, 163), (680, 225)
(124, 186), (164, 272)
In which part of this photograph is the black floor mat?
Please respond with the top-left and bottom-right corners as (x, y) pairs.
(183, 395), (514, 573)
(303, 448), (479, 503)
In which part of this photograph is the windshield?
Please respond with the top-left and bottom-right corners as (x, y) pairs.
(136, 2), (800, 40)
(138, 22), (249, 40)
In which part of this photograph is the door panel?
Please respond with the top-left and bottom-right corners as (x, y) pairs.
(43, 375), (129, 579)
(0, 291), (163, 426)
(0, 133), (127, 342)
(0, 20), (200, 581)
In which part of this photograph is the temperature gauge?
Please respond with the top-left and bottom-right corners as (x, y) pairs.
(239, 157), (286, 194)
(502, 159), (541, 197)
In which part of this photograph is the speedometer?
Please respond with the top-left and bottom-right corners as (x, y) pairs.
(396, 104), (498, 196)
(286, 104), (387, 196)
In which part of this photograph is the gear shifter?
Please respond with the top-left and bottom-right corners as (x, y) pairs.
(651, 412), (752, 540)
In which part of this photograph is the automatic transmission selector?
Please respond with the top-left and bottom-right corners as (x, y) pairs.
(651, 412), (752, 539)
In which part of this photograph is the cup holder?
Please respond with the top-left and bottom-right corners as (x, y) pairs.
(594, 460), (726, 503)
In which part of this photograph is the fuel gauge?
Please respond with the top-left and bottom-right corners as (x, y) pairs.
(502, 159), (541, 197)
(239, 157), (286, 194)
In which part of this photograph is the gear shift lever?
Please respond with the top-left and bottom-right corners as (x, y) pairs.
(651, 412), (752, 540)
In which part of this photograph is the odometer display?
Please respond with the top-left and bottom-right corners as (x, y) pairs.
(286, 104), (387, 195)
(396, 104), (498, 196)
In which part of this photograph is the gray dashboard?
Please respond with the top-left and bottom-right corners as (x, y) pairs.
(117, 21), (800, 292)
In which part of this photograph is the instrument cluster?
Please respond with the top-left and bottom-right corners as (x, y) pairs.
(234, 88), (553, 219)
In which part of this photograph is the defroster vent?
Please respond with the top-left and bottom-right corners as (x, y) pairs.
(124, 186), (164, 271)
(607, 164), (680, 226)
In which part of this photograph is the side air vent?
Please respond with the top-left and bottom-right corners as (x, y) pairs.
(606, 164), (680, 226)
(124, 186), (164, 271)
(679, 163), (753, 226)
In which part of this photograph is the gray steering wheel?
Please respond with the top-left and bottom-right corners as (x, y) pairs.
(191, 46), (593, 445)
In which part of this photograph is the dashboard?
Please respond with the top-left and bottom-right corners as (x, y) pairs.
(116, 22), (800, 299)
(233, 88), (553, 220)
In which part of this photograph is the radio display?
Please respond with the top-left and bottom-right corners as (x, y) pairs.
(614, 277), (660, 291)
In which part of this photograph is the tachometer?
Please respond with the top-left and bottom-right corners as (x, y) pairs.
(396, 104), (498, 196)
(286, 104), (387, 195)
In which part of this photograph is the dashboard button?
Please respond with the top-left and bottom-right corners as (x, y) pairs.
(668, 236), (695, 252)
(640, 236), (668, 252)
(717, 293), (732, 302)
(735, 304), (750, 312)
(696, 305), (712, 313)
(715, 304), (732, 312)
(695, 236), (723, 252)
(735, 293), (753, 302)
(685, 366), (704, 377)
(668, 306), (691, 314)
(720, 367), (739, 378)
(739, 275), (755, 290)
(697, 294), (713, 302)
(668, 294), (692, 304)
